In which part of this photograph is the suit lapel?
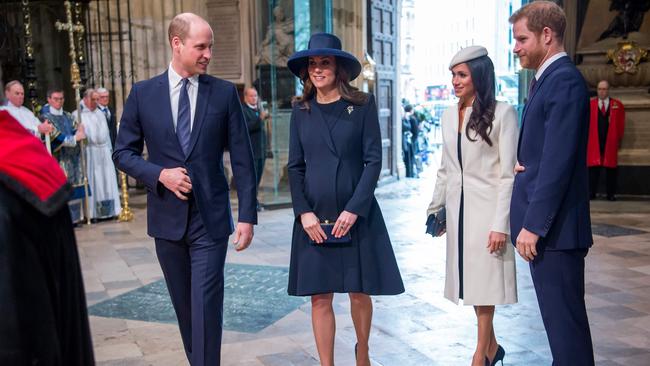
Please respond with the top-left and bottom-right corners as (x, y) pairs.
(186, 75), (210, 158)
(311, 102), (338, 156)
(518, 57), (570, 156)
(156, 72), (181, 148)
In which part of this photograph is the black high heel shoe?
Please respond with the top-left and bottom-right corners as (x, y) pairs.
(490, 345), (505, 366)
(355, 343), (358, 358)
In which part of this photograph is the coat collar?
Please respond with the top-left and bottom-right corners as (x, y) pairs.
(186, 74), (210, 158)
(155, 71), (211, 160)
(518, 56), (571, 157)
(156, 71), (185, 158)
(521, 56), (570, 123)
(310, 100), (348, 157)
(453, 104), (472, 133)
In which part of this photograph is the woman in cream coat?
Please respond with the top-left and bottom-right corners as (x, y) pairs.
(427, 46), (518, 366)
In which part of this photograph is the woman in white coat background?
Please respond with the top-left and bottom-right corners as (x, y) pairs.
(427, 46), (518, 366)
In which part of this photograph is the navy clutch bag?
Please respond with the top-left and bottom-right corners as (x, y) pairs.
(426, 208), (446, 237)
(310, 221), (352, 245)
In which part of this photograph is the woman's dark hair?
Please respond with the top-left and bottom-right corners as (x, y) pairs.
(465, 55), (497, 146)
(293, 57), (368, 110)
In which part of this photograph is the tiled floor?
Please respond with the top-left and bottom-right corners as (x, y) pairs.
(75, 155), (650, 365)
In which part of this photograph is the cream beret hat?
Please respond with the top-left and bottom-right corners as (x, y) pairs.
(449, 45), (488, 70)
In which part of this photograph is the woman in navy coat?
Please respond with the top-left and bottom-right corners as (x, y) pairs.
(286, 33), (404, 366)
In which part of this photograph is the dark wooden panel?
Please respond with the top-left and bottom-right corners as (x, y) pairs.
(368, 0), (397, 177)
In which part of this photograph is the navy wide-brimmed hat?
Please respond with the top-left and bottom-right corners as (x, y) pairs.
(287, 33), (362, 81)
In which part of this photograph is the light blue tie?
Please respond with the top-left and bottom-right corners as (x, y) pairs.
(176, 78), (191, 156)
(101, 107), (110, 122)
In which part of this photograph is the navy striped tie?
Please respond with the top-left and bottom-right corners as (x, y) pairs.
(177, 78), (191, 156)
(528, 77), (537, 100)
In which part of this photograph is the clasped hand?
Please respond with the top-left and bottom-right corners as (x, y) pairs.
(75, 123), (86, 141)
(38, 120), (53, 135)
(301, 210), (358, 244)
(159, 167), (192, 201)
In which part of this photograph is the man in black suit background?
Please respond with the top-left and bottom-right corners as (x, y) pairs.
(96, 87), (117, 150)
(242, 86), (269, 203)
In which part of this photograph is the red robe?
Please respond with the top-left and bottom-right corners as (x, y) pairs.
(587, 97), (625, 168)
(0, 111), (95, 365)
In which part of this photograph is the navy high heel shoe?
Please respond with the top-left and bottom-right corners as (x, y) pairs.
(490, 345), (505, 366)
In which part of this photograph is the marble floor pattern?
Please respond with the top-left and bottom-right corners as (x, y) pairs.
(76, 157), (650, 366)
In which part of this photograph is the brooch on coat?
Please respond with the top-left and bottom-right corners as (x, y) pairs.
(346, 105), (354, 115)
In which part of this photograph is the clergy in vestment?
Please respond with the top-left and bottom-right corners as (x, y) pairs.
(41, 88), (87, 223)
(0, 110), (95, 366)
(1, 80), (53, 137)
(73, 89), (121, 219)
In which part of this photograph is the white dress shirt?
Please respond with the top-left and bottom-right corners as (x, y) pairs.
(168, 64), (199, 132)
(534, 51), (568, 81)
(598, 97), (610, 112)
(48, 105), (63, 116)
(1, 102), (41, 136)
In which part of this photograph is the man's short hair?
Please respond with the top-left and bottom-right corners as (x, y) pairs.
(4, 80), (22, 93)
(83, 88), (96, 99)
(47, 88), (64, 98)
(509, 1), (566, 42)
(96, 87), (109, 94)
(404, 104), (413, 113)
(168, 14), (192, 45)
(244, 86), (257, 96)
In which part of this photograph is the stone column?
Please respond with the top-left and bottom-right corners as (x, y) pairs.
(563, 0), (578, 60)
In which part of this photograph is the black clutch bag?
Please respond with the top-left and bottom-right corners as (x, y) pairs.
(425, 208), (446, 237)
(310, 221), (352, 245)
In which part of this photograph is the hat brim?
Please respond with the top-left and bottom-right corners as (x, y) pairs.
(287, 48), (362, 81)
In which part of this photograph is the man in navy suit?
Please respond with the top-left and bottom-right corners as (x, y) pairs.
(509, 2), (594, 365)
(113, 13), (257, 366)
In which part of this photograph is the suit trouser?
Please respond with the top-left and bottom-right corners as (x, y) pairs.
(155, 200), (228, 366)
(530, 248), (594, 366)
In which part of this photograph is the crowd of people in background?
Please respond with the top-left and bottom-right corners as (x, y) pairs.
(1, 81), (121, 224)
(401, 101), (440, 178)
(0, 78), (278, 223)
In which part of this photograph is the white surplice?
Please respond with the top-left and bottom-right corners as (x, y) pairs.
(1, 102), (42, 136)
(74, 101), (121, 219)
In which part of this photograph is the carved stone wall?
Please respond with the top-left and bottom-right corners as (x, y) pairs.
(206, 0), (244, 82)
